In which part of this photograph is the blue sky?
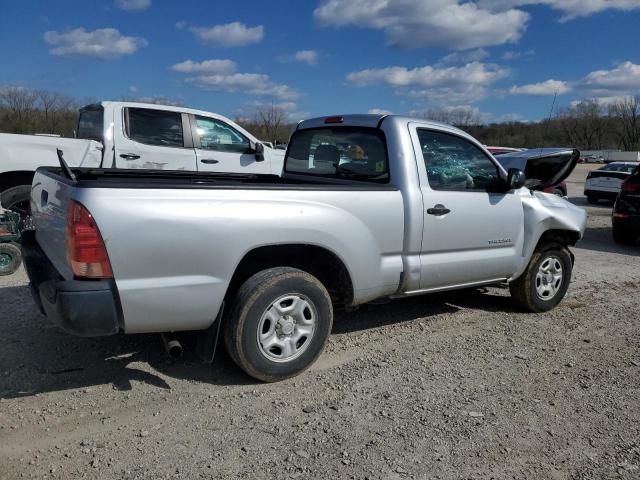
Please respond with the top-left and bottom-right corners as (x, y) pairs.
(1, 0), (639, 123)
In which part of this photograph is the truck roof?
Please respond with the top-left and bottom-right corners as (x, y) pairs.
(84, 101), (238, 122)
(297, 114), (476, 142)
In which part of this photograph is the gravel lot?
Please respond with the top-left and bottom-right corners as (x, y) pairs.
(1, 164), (638, 479)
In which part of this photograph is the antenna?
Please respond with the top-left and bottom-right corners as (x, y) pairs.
(538, 91), (558, 155)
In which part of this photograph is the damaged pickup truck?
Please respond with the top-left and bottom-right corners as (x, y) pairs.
(23, 114), (586, 382)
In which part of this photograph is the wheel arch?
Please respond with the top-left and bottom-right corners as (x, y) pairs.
(225, 244), (354, 308)
(0, 170), (35, 193)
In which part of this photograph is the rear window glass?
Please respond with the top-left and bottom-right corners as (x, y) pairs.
(77, 108), (104, 142)
(285, 127), (389, 182)
(127, 108), (184, 148)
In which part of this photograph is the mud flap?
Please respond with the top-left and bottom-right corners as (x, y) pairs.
(195, 302), (225, 364)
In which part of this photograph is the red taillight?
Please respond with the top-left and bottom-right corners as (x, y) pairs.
(324, 116), (343, 124)
(66, 201), (113, 279)
(621, 181), (639, 193)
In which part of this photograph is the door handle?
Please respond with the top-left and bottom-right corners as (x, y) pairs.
(427, 204), (451, 216)
(120, 153), (140, 160)
(200, 159), (219, 164)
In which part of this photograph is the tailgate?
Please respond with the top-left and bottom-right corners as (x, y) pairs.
(30, 169), (75, 279)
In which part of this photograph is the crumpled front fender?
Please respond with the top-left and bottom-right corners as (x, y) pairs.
(511, 189), (587, 280)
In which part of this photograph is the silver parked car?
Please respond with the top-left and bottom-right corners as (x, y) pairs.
(23, 114), (586, 382)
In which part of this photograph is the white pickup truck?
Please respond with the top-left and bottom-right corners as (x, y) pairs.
(0, 101), (284, 218)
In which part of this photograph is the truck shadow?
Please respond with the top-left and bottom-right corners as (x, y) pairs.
(0, 284), (516, 397)
(577, 226), (640, 255)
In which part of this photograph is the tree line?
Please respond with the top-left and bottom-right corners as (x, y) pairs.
(1, 86), (639, 151)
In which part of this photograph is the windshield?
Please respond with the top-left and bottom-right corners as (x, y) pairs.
(601, 163), (637, 173)
(285, 127), (389, 183)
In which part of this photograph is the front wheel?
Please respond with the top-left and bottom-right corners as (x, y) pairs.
(509, 246), (572, 312)
(223, 267), (333, 382)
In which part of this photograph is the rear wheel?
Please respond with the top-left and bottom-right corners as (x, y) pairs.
(509, 245), (572, 312)
(0, 242), (22, 276)
(0, 185), (33, 230)
(553, 187), (565, 197)
(223, 267), (333, 382)
(612, 224), (636, 245)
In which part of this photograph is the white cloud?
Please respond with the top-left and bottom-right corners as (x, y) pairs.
(185, 74), (298, 100)
(170, 59), (237, 75)
(172, 64), (300, 101)
(508, 61), (640, 100)
(314, 0), (529, 50)
(130, 96), (182, 106)
(368, 108), (393, 115)
(175, 21), (187, 30)
(129, 85), (138, 93)
(235, 101), (309, 122)
(509, 79), (571, 95)
(115, 0), (151, 11)
(44, 28), (147, 59)
(501, 49), (535, 60)
(189, 22), (264, 47)
(294, 50), (318, 65)
(570, 96), (629, 108)
(440, 49), (490, 65)
(347, 62), (509, 105)
(478, 0), (640, 21)
(578, 61), (640, 93)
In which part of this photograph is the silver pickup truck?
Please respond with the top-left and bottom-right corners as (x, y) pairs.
(23, 114), (586, 382)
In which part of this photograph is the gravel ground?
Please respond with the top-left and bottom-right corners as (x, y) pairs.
(1, 164), (638, 479)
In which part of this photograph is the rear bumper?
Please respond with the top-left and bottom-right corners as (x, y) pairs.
(21, 231), (122, 337)
(584, 189), (619, 200)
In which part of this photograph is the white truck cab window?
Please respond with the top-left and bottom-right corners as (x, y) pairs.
(127, 108), (184, 148)
(195, 116), (250, 153)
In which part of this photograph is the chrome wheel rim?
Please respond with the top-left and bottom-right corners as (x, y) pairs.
(257, 294), (316, 363)
(0, 253), (12, 272)
(535, 256), (563, 300)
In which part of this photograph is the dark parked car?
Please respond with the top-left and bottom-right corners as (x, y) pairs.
(612, 165), (640, 244)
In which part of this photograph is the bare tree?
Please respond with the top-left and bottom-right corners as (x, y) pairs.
(0, 86), (38, 133)
(555, 100), (606, 150)
(36, 89), (61, 133)
(422, 107), (481, 128)
(256, 102), (286, 145)
(610, 96), (640, 151)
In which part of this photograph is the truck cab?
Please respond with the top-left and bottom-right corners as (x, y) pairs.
(80, 102), (283, 175)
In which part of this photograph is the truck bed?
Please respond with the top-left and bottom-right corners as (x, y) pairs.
(31, 166), (405, 334)
(41, 167), (399, 191)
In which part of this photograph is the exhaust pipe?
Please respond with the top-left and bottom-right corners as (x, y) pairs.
(161, 333), (183, 358)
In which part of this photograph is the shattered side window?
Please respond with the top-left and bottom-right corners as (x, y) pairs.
(418, 129), (498, 191)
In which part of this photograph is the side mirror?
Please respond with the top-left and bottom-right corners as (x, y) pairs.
(507, 168), (526, 190)
(254, 142), (265, 162)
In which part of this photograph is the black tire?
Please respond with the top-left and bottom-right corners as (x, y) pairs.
(0, 242), (22, 276)
(1, 185), (32, 229)
(612, 224), (636, 245)
(586, 194), (599, 204)
(553, 187), (565, 197)
(509, 244), (573, 313)
(223, 267), (333, 382)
